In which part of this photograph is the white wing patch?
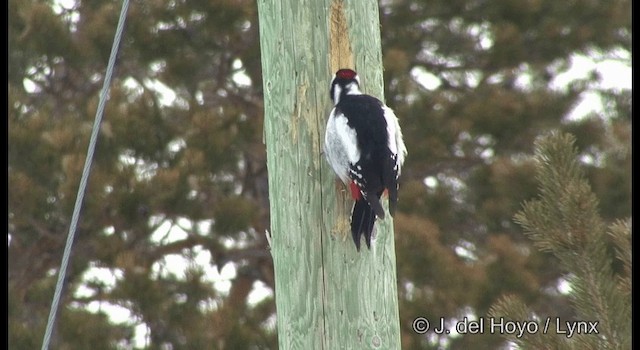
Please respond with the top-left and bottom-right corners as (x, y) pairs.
(382, 106), (407, 173)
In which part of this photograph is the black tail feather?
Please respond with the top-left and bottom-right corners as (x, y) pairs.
(366, 193), (385, 220)
(383, 151), (399, 217)
(351, 199), (376, 251)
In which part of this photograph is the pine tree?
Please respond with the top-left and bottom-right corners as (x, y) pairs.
(490, 132), (631, 349)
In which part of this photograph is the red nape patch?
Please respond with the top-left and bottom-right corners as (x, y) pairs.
(336, 69), (357, 80)
(349, 181), (362, 200)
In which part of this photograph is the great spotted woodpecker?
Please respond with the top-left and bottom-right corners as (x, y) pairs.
(324, 68), (407, 251)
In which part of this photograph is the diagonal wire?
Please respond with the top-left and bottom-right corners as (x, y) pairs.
(40, 1), (130, 349)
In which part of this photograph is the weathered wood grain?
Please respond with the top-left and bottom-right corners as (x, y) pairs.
(258, 0), (401, 348)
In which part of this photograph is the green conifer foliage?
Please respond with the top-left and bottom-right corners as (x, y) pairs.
(490, 132), (631, 349)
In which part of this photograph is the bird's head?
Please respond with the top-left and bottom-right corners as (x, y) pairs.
(330, 68), (362, 105)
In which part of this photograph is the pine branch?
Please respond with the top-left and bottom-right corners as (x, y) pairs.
(489, 295), (570, 350)
(607, 219), (631, 297)
(492, 132), (631, 349)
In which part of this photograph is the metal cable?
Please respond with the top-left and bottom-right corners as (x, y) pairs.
(40, 0), (130, 348)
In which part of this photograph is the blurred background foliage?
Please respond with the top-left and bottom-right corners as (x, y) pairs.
(8, 0), (630, 348)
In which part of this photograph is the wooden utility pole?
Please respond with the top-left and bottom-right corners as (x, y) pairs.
(258, 0), (401, 349)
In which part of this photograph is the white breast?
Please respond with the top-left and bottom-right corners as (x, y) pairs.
(324, 108), (360, 184)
